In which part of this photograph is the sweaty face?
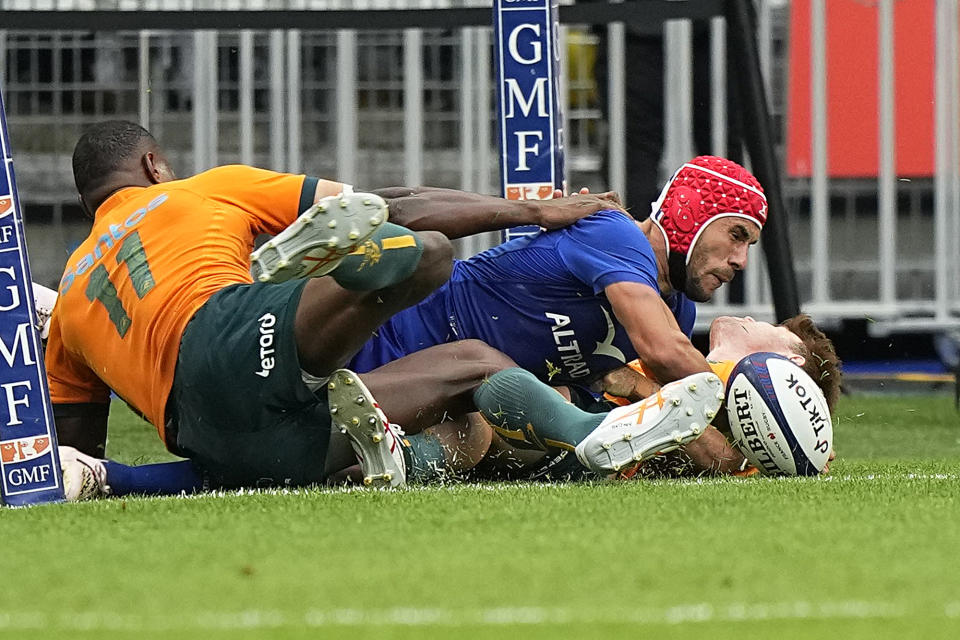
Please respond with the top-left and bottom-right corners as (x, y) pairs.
(683, 218), (760, 302)
(707, 316), (805, 365)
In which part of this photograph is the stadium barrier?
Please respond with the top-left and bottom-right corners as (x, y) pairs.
(1, 0), (958, 337)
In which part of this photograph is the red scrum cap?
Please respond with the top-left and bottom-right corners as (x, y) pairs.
(649, 156), (767, 264)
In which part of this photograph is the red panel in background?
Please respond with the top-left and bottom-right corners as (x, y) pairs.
(786, 0), (937, 178)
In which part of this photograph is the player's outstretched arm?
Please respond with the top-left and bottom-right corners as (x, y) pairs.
(53, 402), (109, 458)
(372, 186), (623, 239)
(606, 282), (713, 383)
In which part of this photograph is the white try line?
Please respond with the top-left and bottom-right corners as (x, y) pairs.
(1, 600), (955, 632)
(93, 471), (960, 506)
(641, 472), (960, 488)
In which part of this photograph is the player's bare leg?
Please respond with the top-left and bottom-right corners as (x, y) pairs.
(424, 413), (494, 473)
(326, 414), (494, 486)
(247, 189), (452, 376)
(358, 340), (516, 432)
(323, 340), (515, 484)
(292, 228), (452, 376)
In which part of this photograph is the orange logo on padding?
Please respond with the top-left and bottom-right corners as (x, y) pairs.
(0, 437), (51, 464)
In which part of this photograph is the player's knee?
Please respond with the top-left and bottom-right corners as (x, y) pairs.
(451, 339), (516, 378)
(408, 230), (453, 292)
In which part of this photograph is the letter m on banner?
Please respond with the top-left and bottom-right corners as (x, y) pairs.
(0, 87), (64, 506)
(493, 0), (566, 242)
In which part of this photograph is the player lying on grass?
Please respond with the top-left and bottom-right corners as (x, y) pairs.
(49, 120), (722, 500)
(59, 365), (725, 499)
(47, 120), (611, 486)
(56, 314), (838, 495)
(293, 158), (773, 481)
(343, 156), (767, 472)
(50, 153), (774, 496)
(465, 314), (841, 482)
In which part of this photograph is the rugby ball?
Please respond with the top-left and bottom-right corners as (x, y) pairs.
(725, 352), (833, 476)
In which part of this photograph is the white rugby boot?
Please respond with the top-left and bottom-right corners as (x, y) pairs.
(250, 192), (388, 283)
(575, 371), (724, 474)
(59, 446), (110, 501)
(327, 369), (407, 488)
(32, 282), (58, 339)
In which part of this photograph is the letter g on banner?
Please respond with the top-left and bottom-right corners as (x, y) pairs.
(0, 86), (64, 506)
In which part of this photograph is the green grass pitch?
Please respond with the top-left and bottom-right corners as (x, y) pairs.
(3, 393), (959, 639)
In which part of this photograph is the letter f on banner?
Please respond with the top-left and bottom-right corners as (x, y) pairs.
(493, 0), (566, 242)
(0, 86), (65, 506)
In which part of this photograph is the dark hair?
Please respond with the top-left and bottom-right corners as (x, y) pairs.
(72, 120), (156, 197)
(780, 314), (843, 411)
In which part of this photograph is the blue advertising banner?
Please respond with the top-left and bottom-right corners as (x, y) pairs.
(0, 87), (64, 506)
(493, 0), (565, 241)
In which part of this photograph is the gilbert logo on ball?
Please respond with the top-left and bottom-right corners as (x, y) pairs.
(0, 86), (64, 506)
(726, 352), (832, 476)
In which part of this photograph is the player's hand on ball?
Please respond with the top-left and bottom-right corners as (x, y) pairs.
(821, 448), (836, 474)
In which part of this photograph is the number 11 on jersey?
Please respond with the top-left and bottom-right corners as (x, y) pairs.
(85, 231), (157, 337)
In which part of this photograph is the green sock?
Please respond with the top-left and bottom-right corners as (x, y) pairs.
(400, 431), (447, 483)
(330, 222), (423, 291)
(472, 368), (605, 452)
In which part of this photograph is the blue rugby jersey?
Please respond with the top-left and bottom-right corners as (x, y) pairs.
(348, 209), (696, 384)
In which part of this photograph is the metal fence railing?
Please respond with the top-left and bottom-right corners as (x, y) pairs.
(1, 0), (958, 336)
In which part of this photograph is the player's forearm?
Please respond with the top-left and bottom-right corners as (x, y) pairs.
(374, 187), (542, 239)
(608, 283), (712, 385)
(52, 403), (109, 458)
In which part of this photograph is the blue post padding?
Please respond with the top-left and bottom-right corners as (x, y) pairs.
(493, 0), (565, 243)
(0, 87), (65, 506)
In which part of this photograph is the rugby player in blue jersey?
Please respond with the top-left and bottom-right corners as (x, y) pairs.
(468, 313), (841, 482)
(348, 156), (768, 474)
(354, 156), (766, 381)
